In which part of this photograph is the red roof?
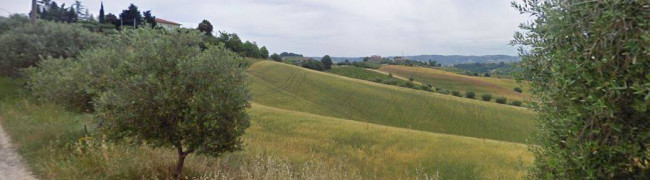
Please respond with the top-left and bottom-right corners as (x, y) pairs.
(155, 18), (181, 25)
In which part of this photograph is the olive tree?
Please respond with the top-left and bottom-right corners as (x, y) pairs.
(513, 0), (650, 179)
(94, 29), (251, 179)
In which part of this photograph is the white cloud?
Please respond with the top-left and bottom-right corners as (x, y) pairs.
(0, 0), (529, 57)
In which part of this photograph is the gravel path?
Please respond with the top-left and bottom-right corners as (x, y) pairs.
(0, 118), (37, 180)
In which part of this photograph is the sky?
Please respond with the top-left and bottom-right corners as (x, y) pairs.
(0, 0), (529, 57)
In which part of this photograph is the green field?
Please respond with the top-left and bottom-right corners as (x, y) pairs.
(377, 65), (529, 101)
(330, 66), (408, 85)
(248, 61), (536, 143)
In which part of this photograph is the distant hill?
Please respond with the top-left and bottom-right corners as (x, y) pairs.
(309, 55), (520, 66)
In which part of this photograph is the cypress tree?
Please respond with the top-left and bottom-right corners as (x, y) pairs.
(98, 2), (105, 23)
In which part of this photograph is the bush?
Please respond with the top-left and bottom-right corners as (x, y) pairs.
(270, 53), (282, 62)
(388, 73), (393, 78)
(495, 97), (507, 104)
(481, 94), (492, 101)
(408, 76), (414, 82)
(465, 91), (476, 99)
(513, 1), (650, 178)
(0, 20), (104, 76)
(451, 90), (462, 97)
(382, 79), (398, 85)
(514, 87), (522, 93)
(404, 81), (416, 88)
(510, 100), (522, 107)
(437, 89), (450, 95)
(373, 78), (383, 83)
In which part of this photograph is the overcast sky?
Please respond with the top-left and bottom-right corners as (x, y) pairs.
(1, 0), (529, 57)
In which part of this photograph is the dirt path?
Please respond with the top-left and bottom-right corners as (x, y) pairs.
(0, 118), (37, 180)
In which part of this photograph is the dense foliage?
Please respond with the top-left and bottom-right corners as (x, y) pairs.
(0, 20), (104, 76)
(270, 53), (282, 62)
(481, 94), (492, 101)
(301, 59), (325, 71)
(321, 55), (333, 70)
(513, 0), (650, 179)
(197, 20), (213, 35)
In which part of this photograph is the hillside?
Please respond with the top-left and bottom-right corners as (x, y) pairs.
(377, 65), (529, 102)
(311, 55), (519, 65)
(247, 60), (535, 143)
(246, 103), (533, 179)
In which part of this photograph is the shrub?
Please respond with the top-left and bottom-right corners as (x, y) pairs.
(465, 91), (476, 99)
(373, 78), (383, 83)
(93, 28), (251, 179)
(24, 58), (93, 112)
(437, 89), (450, 95)
(510, 100), (522, 107)
(0, 20), (104, 76)
(495, 97), (507, 104)
(481, 94), (492, 101)
(451, 90), (462, 97)
(388, 73), (393, 78)
(270, 53), (282, 62)
(404, 81), (416, 88)
(435, 87), (442, 92)
(514, 87), (522, 93)
(382, 79), (398, 85)
(513, 1), (650, 178)
(408, 76), (414, 82)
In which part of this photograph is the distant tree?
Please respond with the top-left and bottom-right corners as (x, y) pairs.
(344, 59), (351, 65)
(38, 0), (78, 23)
(259, 46), (269, 59)
(363, 57), (369, 62)
(197, 20), (213, 36)
(142, 10), (156, 28)
(481, 94), (492, 101)
(495, 97), (507, 104)
(465, 91), (476, 99)
(321, 55), (333, 70)
(301, 59), (324, 71)
(408, 76), (414, 82)
(514, 87), (522, 93)
(388, 73), (393, 78)
(242, 41), (261, 58)
(119, 3), (143, 28)
(484, 73), (491, 77)
(105, 13), (118, 26)
(510, 100), (522, 107)
(270, 53), (282, 62)
(98, 2), (105, 23)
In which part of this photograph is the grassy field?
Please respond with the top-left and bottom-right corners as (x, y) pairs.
(0, 78), (532, 179)
(248, 60), (536, 143)
(377, 65), (529, 101)
(330, 66), (408, 85)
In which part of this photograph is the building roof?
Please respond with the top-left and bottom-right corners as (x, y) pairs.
(155, 18), (181, 25)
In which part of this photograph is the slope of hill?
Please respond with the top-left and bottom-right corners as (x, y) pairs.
(0, 78), (532, 179)
(247, 60), (535, 143)
(377, 65), (529, 101)
(246, 103), (532, 179)
(311, 55), (519, 65)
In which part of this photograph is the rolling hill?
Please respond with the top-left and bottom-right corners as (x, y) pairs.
(310, 54), (519, 65)
(377, 65), (529, 102)
(247, 60), (535, 143)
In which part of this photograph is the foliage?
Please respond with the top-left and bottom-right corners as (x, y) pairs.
(37, 0), (78, 23)
(510, 101), (522, 107)
(197, 19), (213, 35)
(513, 87), (522, 93)
(301, 59), (325, 71)
(270, 53), (282, 62)
(0, 14), (29, 34)
(142, 10), (156, 28)
(495, 97), (506, 104)
(260, 46), (269, 59)
(351, 61), (381, 69)
(388, 73), (393, 78)
(481, 94), (492, 101)
(91, 29), (251, 178)
(279, 52), (303, 57)
(512, 0), (650, 179)
(451, 90), (462, 97)
(404, 81), (416, 89)
(98, 2), (105, 23)
(465, 91), (476, 99)
(242, 41), (262, 58)
(321, 55), (333, 70)
(24, 57), (92, 112)
(0, 20), (103, 76)
(119, 3), (143, 28)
